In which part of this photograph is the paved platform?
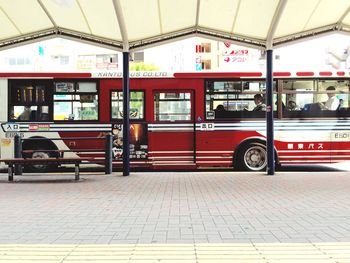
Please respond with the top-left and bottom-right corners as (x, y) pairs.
(0, 171), (349, 261)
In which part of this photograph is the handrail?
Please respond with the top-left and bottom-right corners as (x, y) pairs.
(22, 149), (106, 153)
(21, 137), (106, 141)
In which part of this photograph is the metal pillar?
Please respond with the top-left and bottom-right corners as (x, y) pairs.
(105, 133), (113, 174)
(14, 133), (22, 175)
(266, 49), (275, 175)
(122, 51), (130, 176)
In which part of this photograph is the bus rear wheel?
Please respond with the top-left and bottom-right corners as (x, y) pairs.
(236, 142), (267, 171)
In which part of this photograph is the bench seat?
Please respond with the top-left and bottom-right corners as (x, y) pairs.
(0, 157), (95, 181)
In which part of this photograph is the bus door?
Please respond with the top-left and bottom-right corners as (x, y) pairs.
(149, 90), (196, 169)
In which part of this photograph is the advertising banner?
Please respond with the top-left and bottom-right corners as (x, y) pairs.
(111, 123), (148, 159)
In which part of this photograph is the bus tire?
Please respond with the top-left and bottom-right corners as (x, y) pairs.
(22, 137), (58, 172)
(235, 142), (267, 171)
(29, 150), (56, 172)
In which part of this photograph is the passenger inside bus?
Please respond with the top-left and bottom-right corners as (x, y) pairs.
(252, 94), (266, 111)
(215, 104), (226, 112)
(17, 106), (32, 121)
(320, 86), (339, 110)
(275, 101), (286, 111)
(339, 99), (344, 109)
(287, 100), (299, 111)
(214, 104), (227, 118)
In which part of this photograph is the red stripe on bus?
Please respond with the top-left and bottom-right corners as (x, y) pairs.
(296, 72), (314, 76)
(0, 73), (92, 78)
(337, 71), (345, 76)
(273, 72), (291, 77)
(319, 71), (332, 76)
(173, 72), (263, 78)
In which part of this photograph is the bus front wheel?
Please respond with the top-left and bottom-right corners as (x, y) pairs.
(22, 137), (59, 172)
(30, 151), (52, 171)
(236, 142), (267, 171)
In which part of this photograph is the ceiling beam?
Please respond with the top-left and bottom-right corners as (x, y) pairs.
(76, 0), (92, 34)
(273, 23), (338, 47)
(0, 27), (123, 51)
(195, 0), (200, 26)
(230, 0), (241, 34)
(157, 0), (163, 34)
(266, 0), (288, 50)
(302, 0), (322, 32)
(0, 5), (22, 34)
(112, 0), (129, 52)
(37, 0), (58, 28)
(0, 24), (265, 52)
(128, 26), (265, 51)
(2, 0), (349, 53)
(337, 4), (350, 29)
(0, 29), (55, 51)
(58, 28), (123, 50)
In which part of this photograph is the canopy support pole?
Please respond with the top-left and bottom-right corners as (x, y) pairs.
(266, 49), (274, 175)
(265, 0), (288, 175)
(113, 0), (130, 176)
(122, 52), (130, 176)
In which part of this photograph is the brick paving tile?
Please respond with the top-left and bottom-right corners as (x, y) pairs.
(0, 171), (350, 261)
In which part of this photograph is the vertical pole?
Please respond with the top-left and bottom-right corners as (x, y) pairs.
(74, 163), (80, 181)
(105, 133), (113, 174)
(8, 165), (13, 182)
(14, 134), (22, 175)
(266, 49), (275, 175)
(122, 51), (130, 176)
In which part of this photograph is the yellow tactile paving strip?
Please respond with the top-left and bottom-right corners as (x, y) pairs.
(0, 243), (349, 262)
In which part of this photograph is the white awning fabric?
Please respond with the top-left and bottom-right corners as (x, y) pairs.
(1, 0), (350, 51)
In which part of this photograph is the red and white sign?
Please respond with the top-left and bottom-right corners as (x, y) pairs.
(222, 45), (250, 63)
(29, 124), (50, 131)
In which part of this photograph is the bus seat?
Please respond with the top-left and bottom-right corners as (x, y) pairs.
(303, 103), (321, 112)
(29, 110), (37, 121)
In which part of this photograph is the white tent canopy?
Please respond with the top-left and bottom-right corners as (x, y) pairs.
(1, 0), (350, 51)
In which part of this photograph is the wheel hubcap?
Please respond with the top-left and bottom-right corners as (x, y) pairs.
(32, 151), (50, 170)
(244, 145), (267, 171)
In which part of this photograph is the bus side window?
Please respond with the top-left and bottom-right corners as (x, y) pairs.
(154, 92), (191, 121)
(282, 79), (350, 118)
(9, 80), (52, 122)
(8, 80), (52, 122)
(53, 81), (99, 121)
(205, 80), (277, 120)
(111, 91), (144, 120)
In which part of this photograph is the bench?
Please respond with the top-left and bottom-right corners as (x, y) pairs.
(0, 157), (94, 181)
(22, 149), (106, 155)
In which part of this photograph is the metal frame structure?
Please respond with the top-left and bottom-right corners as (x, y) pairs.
(0, 0), (349, 51)
(1, 0), (350, 175)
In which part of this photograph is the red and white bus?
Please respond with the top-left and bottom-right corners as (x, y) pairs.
(1, 71), (350, 171)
